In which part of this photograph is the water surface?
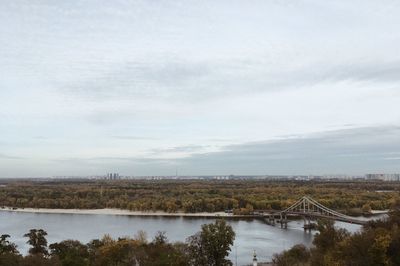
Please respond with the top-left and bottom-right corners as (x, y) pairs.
(0, 211), (364, 265)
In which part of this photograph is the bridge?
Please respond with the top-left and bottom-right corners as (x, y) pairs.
(264, 196), (368, 229)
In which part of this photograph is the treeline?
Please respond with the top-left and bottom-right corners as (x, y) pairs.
(0, 180), (398, 214)
(0, 220), (235, 266)
(272, 199), (400, 266)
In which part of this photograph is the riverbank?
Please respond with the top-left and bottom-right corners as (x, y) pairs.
(0, 206), (389, 218)
(0, 206), (239, 218)
(371, 210), (390, 214)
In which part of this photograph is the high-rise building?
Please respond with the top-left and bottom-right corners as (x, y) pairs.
(106, 173), (120, 180)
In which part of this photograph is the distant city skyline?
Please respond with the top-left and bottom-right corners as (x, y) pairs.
(1, 1), (400, 177)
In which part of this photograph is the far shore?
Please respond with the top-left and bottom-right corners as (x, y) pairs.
(0, 206), (238, 218)
(0, 206), (389, 218)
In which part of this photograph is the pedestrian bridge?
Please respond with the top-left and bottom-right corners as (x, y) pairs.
(265, 196), (368, 228)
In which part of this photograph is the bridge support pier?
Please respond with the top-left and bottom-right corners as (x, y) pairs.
(303, 216), (311, 231)
(268, 214), (275, 225)
(280, 214), (288, 229)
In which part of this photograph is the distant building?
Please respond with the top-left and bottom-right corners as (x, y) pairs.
(106, 173), (120, 180)
(366, 174), (400, 181)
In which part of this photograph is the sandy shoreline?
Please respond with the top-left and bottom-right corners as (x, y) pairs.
(0, 207), (235, 218)
(0, 207), (389, 218)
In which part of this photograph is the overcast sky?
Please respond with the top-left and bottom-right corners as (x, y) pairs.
(1, 0), (399, 177)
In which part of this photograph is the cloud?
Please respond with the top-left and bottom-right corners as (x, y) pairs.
(111, 136), (158, 140)
(84, 110), (138, 125)
(62, 60), (213, 101)
(59, 57), (400, 104)
(174, 126), (400, 175)
(0, 154), (24, 160)
(45, 126), (400, 176)
(152, 145), (208, 153)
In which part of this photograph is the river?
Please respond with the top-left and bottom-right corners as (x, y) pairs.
(0, 210), (371, 265)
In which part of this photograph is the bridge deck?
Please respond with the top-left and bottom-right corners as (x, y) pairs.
(282, 211), (367, 225)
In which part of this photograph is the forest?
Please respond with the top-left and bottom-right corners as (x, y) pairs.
(0, 179), (398, 215)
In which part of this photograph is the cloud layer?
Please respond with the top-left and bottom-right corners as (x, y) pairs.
(0, 0), (399, 177)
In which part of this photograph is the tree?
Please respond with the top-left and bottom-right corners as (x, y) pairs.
(388, 224), (400, 265)
(332, 231), (374, 266)
(92, 236), (137, 266)
(24, 229), (48, 256)
(134, 230), (147, 245)
(272, 244), (310, 266)
(0, 234), (18, 255)
(86, 239), (104, 265)
(309, 219), (350, 266)
(0, 252), (22, 266)
(19, 255), (60, 266)
(49, 240), (89, 266)
(0, 234), (21, 266)
(362, 203), (372, 214)
(152, 231), (167, 245)
(313, 220), (349, 253)
(368, 229), (391, 266)
(141, 233), (189, 266)
(187, 219), (235, 266)
(389, 197), (400, 225)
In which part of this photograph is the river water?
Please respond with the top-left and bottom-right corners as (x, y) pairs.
(0, 211), (368, 265)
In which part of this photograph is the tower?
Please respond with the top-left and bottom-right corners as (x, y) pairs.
(253, 250), (257, 266)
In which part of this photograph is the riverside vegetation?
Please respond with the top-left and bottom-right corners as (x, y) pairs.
(0, 179), (398, 215)
(0, 220), (235, 266)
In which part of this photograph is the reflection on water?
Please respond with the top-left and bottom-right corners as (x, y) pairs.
(0, 211), (367, 265)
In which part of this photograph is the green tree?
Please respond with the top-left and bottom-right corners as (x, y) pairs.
(49, 240), (89, 266)
(152, 231), (167, 245)
(310, 220), (349, 266)
(187, 219), (235, 266)
(0, 253), (22, 266)
(86, 239), (104, 265)
(313, 220), (349, 253)
(388, 224), (400, 265)
(20, 255), (60, 266)
(362, 203), (372, 214)
(0, 234), (21, 266)
(389, 197), (400, 224)
(333, 231), (375, 266)
(24, 229), (48, 256)
(92, 236), (137, 266)
(368, 229), (391, 266)
(0, 234), (18, 255)
(272, 244), (310, 266)
(141, 233), (189, 266)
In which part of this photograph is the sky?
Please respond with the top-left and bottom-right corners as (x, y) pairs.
(0, 0), (400, 177)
